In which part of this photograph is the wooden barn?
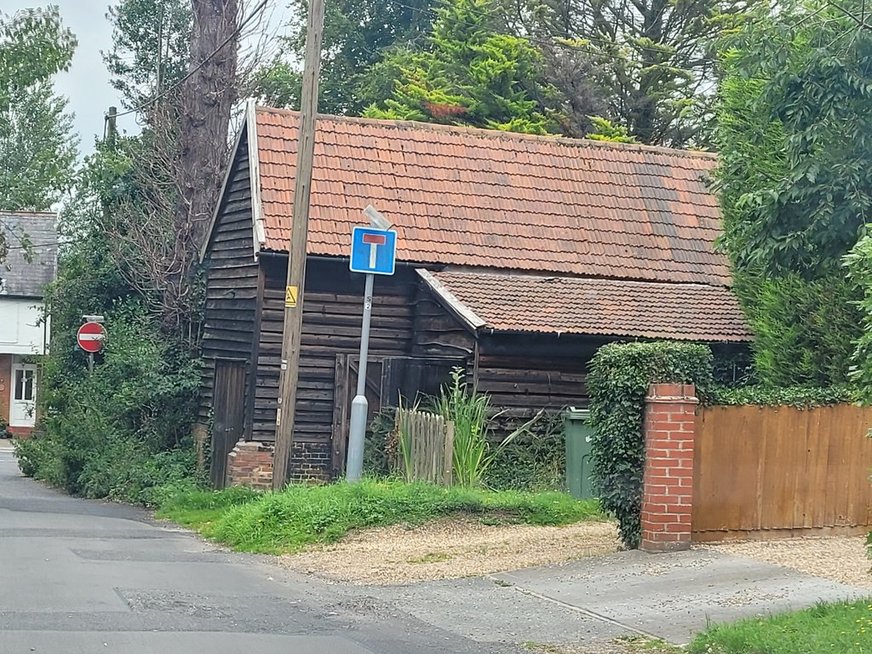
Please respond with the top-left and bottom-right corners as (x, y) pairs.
(198, 101), (751, 488)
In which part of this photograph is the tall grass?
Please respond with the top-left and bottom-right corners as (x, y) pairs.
(433, 368), (540, 487)
(433, 368), (490, 486)
(688, 599), (872, 654)
(157, 478), (603, 554)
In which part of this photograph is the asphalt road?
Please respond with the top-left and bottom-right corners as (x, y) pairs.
(2, 441), (866, 653)
(0, 444), (509, 654)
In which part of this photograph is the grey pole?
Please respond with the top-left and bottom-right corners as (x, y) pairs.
(345, 272), (375, 481)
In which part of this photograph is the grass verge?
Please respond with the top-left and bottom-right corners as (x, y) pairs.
(156, 478), (604, 554)
(688, 599), (872, 654)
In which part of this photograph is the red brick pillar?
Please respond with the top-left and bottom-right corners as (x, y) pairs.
(640, 383), (698, 553)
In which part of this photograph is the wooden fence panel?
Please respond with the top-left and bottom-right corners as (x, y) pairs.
(693, 404), (872, 541)
(394, 408), (454, 486)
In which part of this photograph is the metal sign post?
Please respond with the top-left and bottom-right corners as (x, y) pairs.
(346, 208), (397, 482)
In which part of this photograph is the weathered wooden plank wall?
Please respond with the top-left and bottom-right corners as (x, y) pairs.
(411, 289), (475, 358)
(199, 134), (260, 429)
(693, 404), (872, 541)
(474, 335), (599, 415)
(252, 258), (417, 456)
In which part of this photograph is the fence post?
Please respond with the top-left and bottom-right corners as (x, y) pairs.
(640, 383), (698, 553)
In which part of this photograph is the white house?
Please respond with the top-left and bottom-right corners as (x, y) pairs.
(0, 212), (57, 436)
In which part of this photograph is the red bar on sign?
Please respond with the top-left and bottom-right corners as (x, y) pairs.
(362, 233), (387, 245)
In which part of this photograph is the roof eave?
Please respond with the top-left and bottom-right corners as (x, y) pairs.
(199, 102), (251, 264)
(416, 268), (487, 334)
(247, 100), (266, 260)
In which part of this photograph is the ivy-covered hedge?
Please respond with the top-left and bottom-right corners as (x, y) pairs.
(587, 341), (714, 549)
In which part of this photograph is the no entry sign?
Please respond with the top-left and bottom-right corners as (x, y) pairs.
(77, 322), (106, 353)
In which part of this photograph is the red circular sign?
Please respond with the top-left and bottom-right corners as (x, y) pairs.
(77, 322), (106, 353)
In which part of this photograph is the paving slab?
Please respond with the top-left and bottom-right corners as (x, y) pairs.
(493, 548), (870, 645)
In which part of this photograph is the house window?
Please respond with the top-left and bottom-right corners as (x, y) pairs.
(14, 368), (34, 402)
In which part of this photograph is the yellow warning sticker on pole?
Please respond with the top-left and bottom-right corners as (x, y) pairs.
(285, 285), (299, 308)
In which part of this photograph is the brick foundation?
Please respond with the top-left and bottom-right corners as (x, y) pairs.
(289, 440), (332, 483)
(225, 439), (333, 489)
(226, 440), (275, 490)
(640, 383), (698, 553)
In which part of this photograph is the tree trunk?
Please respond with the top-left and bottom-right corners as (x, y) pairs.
(178, 0), (240, 252)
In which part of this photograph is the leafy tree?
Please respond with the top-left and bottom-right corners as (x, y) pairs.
(103, 0), (191, 110)
(528, 0), (752, 146)
(718, 1), (872, 276)
(0, 82), (76, 212)
(365, 0), (556, 134)
(713, 0), (872, 386)
(0, 7), (78, 213)
(0, 6), (76, 105)
(256, 0), (435, 114)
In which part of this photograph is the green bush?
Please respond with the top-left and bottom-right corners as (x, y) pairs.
(734, 273), (861, 387)
(709, 384), (858, 407)
(158, 478), (604, 554)
(587, 341), (714, 549)
(22, 301), (201, 503)
(485, 411), (566, 491)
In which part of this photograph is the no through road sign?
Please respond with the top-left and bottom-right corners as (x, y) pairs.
(349, 227), (397, 276)
(77, 322), (106, 354)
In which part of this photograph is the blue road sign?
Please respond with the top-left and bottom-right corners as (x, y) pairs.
(349, 227), (397, 275)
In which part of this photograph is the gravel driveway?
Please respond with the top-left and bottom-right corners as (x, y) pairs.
(282, 518), (620, 584)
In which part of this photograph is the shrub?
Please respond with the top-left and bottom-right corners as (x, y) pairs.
(587, 341), (714, 549)
(709, 384), (858, 407)
(734, 273), (861, 387)
(22, 301), (201, 503)
(485, 411), (566, 491)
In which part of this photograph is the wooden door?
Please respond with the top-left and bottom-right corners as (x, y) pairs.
(210, 359), (246, 488)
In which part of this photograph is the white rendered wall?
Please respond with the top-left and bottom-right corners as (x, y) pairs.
(0, 298), (48, 355)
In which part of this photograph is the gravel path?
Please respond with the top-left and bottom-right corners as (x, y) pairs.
(524, 637), (680, 654)
(281, 518), (620, 585)
(704, 535), (872, 589)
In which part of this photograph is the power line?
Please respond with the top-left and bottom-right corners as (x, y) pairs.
(106, 0), (270, 123)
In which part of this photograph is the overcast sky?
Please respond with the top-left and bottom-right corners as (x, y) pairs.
(4, 1), (291, 156)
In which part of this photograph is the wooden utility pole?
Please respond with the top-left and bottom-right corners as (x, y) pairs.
(272, 0), (326, 489)
(104, 106), (118, 146)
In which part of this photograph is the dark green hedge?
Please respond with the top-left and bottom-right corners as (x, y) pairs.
(709, 384), (858, 407)
(587, 341), (714, 549)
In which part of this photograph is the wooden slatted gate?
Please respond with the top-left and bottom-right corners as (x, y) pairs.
(209, 359), (247, 488)
(692, 404), (872, 541)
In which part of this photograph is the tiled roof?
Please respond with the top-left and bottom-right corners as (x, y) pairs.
(254, 106), (730, 286)
(418, 270), (751, 342)
(0, 211), (57, 298)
